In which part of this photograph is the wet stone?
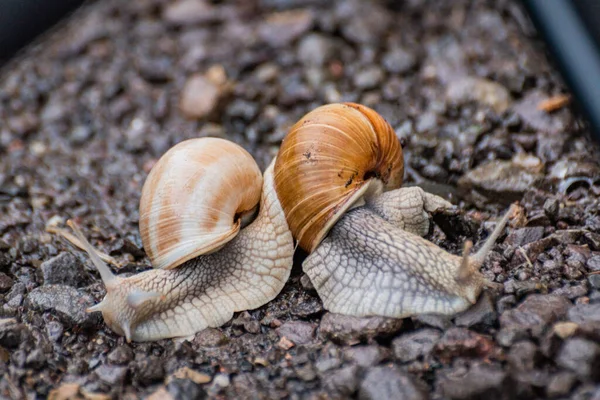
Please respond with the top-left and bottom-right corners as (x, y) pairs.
(437, 363), (509, 399)
(392, 329), (441, 363)
(446, 77), (511, 113)
(359, 366), (425, 400)
(556, 338), (600, 380)
(41, 252), (88, 287)
(344, 345), (384, 367)
(24, 285), (98, 328)
(276, 321), (316, 345)
(319, 313), (403, 344)
(167, 378), (206, 400)
(454, 292), (497, 329)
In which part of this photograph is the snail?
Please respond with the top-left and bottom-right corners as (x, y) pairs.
(67, 138), (294, 342)
(274, 103), (513, 318)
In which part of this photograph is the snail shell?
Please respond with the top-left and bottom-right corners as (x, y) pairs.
(139, 137), (262, 270)
(274, 103), (404, 252)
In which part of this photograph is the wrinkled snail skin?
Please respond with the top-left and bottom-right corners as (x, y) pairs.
(74, 142), (294, 341)
(273, 102), (514, 318)
(303, 201), (513, 318)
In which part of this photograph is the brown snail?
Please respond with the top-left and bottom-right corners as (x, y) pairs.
(68, 138), (294, 342)
(274, 103), (513, 318)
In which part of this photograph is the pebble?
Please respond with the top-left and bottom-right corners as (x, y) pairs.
(41, 252), (87, 287)
(276, 321), (316, 345)
(0, 319), (30, 348)
(507, 340), (539, 371)
(24, 285), (98, 328)
(353, 67), (384, 90)
(437, 363), (509, 399)
(500, 294), (571, 338)
(454, 292), (497, 329)
(513, 91), (569, 134)
(587, 254), (600, 272)
(163, 0), (218, 26)
(95, 364), (127, 385)
(0, 272), (13, 292)
(546, 371), (577, 397)
(505, 227), (545, 247)
(382, 47), (417, 74)
(133, 357), (165, 385)
(297, 34), (334, 66)
(45, 320), (64, 343)
(434, 328), (496, 362)
(258, 10), (314, 48)
(446, 77), (511, 113)
(319, 313), (403, 344)
(344, 345), (384, 367)
(107, 345), (134, 365)
(179, 73), (223, 119)
(392, 329), (441, 363)
(193, 328), (229, 347)
(556, 338), (600, 380)
(568, 303), (600, 324)
(359, 366), (425, 400)
(167, 378), (206, 399)
(325, 365), (359, 396)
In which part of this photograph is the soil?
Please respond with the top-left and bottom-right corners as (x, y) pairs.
(1, 0), (600, 399)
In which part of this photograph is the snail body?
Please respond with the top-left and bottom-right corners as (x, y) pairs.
(74, 138), (293, 342)
(274, 103), (512, 317)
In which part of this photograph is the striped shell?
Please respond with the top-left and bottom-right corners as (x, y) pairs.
(274, 103), (404, 252)
(139, 137), (262, 270)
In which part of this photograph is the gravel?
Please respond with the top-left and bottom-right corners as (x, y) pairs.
(1, 0), (599, 398)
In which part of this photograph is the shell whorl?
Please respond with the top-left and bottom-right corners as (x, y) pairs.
(139, 137), (263, 270)
(274, 103), (404, 252)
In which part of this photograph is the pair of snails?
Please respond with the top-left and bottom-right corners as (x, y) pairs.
(67, 103), (513, 342)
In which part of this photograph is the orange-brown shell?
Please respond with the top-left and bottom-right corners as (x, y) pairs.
(139, 137), (262, 270)
(274, 103), (404, 252)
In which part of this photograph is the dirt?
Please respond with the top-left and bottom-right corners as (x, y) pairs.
(1, 0), (600, 399)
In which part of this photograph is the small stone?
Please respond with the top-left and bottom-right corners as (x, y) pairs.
(25, 285), (98, 328)
(277, 336), (295, 350)
(359, 366), (425, 400)
(194, 328), (228, 347)
(25, 348), (46, 369)
(588, 254), (600, 271)
(553, 322), (579, 339)
(344, 345), (384, 367)
(589, 275), (600, 289)
(505, 227), (545, 247)
(353, 67), (384, 90)
(295, 364), (317, 381)
(300, 274), (315, 290)
(258, 10), (313, 48)
(41, 252), (88, 287)
(297, 34), (334, 66)
(167, 379), (206, 400)
(507, 340), (538, 371)
(0, 272), (13, 292)
(46, 321), (64, 343)
(544, 198), (560, 220)
(382, 47), (417, 74)
(147, 387), (174, 400)
(437, 363), (508, 399)
(434, 328), (496, 362)
(212, 373), (230, 389)
(446, 77), (511, 113)
(412, 314), (453, 330)
(556, 338), (600, 380)
(319, 313), (403, 344)
(500, 294), (572, 337)
(546, 371), (576, 398)
(168, 367), (212, 384)
(454, 292), (497, 329)
(315, 356), (341, 373)
(163, 0), (218, 26)
(276, 321), (316, 345)
(0, 319), (29, 348)
(325, 365), (359, 396)
(95, 364), (127, 385)
(392, 329), (441, 362)
(513, 91), (569, 134)
(107, 346), (134, 365)
(568, 303), (600, 324)
(179, 73), (224, 119)
(133, 356), (165, 385)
